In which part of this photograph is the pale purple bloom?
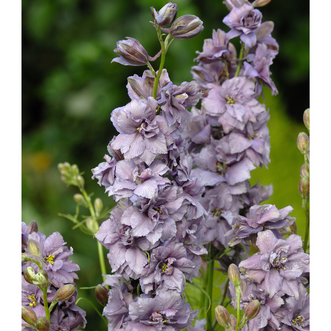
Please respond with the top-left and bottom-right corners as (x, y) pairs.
(194, 29), (232, 64)
(107, 159), (170, 201)
(223, 2), (262, 47)
(185, 319), (207, 331)
(23, 231), (80, 288)
(126, 290), (198, 331)
(244, 42), (278, 96)
(159, 81), (202, 127)
(111, 97), (174, 165)
(202, 77), (265, 134)
(227, 204), (296, 247)
(140, 240), (198, 294)
(127, 69), (171, 101)
(279, 283), (310, 331)
(95, 205), (152, 279)
(191, 61), (227, 89)
(239, 230), (310, 299)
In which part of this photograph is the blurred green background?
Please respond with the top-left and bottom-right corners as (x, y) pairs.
(22, 0), (309, 330)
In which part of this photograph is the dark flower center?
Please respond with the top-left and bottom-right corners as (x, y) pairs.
(271, 254), (287, 271)
(225, 95), (236, 104)
(211, 208), (225, 222)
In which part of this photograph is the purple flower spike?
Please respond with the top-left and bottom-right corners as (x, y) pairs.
(239, 230), (309, 299)
(111, 97), (174, 165)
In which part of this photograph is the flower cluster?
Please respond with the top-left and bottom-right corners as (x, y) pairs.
(22, 220), (86, 331)
(92, 3), (206, 330)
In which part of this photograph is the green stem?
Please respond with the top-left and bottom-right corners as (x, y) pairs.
(206, 244), (215, 331)
(235, 287), (241, 331)
(152, 28), (169, 100)
(97, 241), (107, 282)
(42, 286), (50, 322)
(76, 297), (108, 327)
(234, 42), (245, 77)
(303, 196), (310, 252)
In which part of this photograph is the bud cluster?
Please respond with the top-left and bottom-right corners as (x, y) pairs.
(21, 220), (86, 331)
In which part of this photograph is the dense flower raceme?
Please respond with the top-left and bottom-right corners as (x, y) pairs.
(22, 221), (86, 331)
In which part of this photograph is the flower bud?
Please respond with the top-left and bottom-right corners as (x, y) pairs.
(76, 175), (85, 188)
(298, 177), (309, 199)
(215, 305), (231, 328)
(24, 267), (48, 287)
(73, 193), (88, 207)
(94, 198), (103, 214)
(27, 239), (42, 257)
(95, 284), (109, 307)
(24, 266), (37, 284)
(151, 2), (178, 27)
(243, 300), (260, 321)
(86, 218), (99, 234)
(36, 317), (50, 331)
(112, 37), (150, 66)
(22, 306), (37, 327)
(300, 164), (309, 179)
(228, 264), (241, 287)
(71, 164), (80, 175)
(303, 108), (310, 131)
(27, 220), (38, 234)
(252, 0), (272, 7)
(53, 284), (76, 303)
(297, 132), (309, 155)
(165, 15), (204, 39)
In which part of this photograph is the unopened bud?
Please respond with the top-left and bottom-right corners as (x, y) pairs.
(36, 317), (50, 331)
(243, 300), (260, 321)
(297, 132), (309, 155)
(228, 264), (241, 287)
(252, 0), (272, 7)
(53, 284), (76, 303)
(298, 177), (309, 199)
(95, 284), (109, 307)
(300, 164), (309, 179)
(112, 37), (150, 66)
(164, 15), (204, 39)
(86, 218), (99, 234)
(22, 306), (38, 327)
(71, 164), (80, 175)
(24, 267), (48, 287)
(151, 2), (178, 27)
(76, 175), (85, 188)
(94, 198), (103, 214)
(27, 239), (42, 257)
(58, 162), (71, 172)
(215, 305), (231, 328)
(73, 193), (88, 207)
(27, 220), (38, 234)
(303, 108), (310, 131)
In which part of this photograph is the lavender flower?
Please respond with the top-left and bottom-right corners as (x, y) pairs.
(111, 97), (174, 165)
(239, 230), (309, 299)
(126, 290), (198, 331)
(223, 2), (263, 47)
(140, 240), (198, 294)
(227, 204), (296, 246)
(23, 230), (80, 288)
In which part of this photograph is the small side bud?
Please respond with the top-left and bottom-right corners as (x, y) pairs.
(24, 267), (37, 285)
(297, 132), (309, 155)
(22, 306), (38, 327)
(76, 175), (85, 188)
(86, 218), (99, 234)
(27, 220), (38, 234)
(298, 177), (309, 199)
(303, 108), (310, 131)
(27, 239), (42, 257)
(94, 198), (103, 215)
(228, 264), (241, 287)
(74, 193), (88, 207)
(112, 37), (150, 66)
(243, 299), (260, 321)
(95, 284), (109, 307)
(24, 267), (48, 287)
(300, 164), (309, 179)
(165, 15), (204, 39)
(252, 0), (272, 7)
(151, 2), (178, 27)
(36, 317), (50, 331)
(53, 284), (76, 303)
(215, 306), (231, 328)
